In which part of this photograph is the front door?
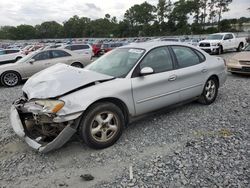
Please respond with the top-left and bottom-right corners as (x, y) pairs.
(23, 50), (52, 78)
(131, 46), (181, 115)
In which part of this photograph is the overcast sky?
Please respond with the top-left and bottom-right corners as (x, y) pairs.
(0, 0), (249, 26)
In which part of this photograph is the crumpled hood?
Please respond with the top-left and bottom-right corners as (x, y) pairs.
(232, 51), (250, 61)
(199, 40), (221, 44)
(23, 63), (114, 99)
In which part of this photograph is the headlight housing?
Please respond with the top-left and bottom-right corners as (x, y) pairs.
(34, 100), (65, 114)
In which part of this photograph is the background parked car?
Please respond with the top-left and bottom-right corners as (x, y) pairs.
(227, 44), (250, 74)
(92, 43), (102, 57)
(0, 49), (91, 87)
(0, 49), (25, 65)
(184, 38), (201, 46)
(100, 42), (125, 55)
(198, 32), (247, 55)
(61, 44), (93, 60)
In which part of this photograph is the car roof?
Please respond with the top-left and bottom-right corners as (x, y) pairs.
(119, 41), (192, 51)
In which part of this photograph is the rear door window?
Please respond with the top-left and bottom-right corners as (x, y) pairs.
(171, 46), (201, 68)
(6, 50), (19, 54)
(51, 50), (71, 58)
(71, 45), (89, 50)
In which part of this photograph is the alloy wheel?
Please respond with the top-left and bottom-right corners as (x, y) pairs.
(205, 80), (216, 101)
(90, 111), (119, 143)
(3, 72), (19, 86)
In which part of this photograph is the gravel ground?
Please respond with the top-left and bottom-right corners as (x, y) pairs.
(0, 52), (249, 188)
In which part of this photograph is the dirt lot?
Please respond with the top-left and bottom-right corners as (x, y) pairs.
(0, 52), (249, 188)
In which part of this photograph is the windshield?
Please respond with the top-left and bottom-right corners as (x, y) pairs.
(86, 48), (145, 78)
(244, 45), (250, 51)
(207, 34), (223, 40)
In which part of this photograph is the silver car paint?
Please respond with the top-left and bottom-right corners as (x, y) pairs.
(0, 49), (90, 80)
(10, 41), (227, 152)
(23, 63), (113, 99)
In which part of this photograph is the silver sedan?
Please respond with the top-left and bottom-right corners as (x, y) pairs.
(10, 42), (227, 152)
(0, 49), (91, 87)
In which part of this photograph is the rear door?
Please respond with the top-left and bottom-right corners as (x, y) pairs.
(131, 46), (181, 115)
(50, 50), (72, 65)
(170, 45), (207, 101)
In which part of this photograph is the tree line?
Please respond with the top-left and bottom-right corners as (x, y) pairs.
(0, 0), (248, 40)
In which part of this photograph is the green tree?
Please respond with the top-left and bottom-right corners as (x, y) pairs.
(36, 21), (63, 39)
(215, 0), (233, 25)
(15, 25), (37, 39)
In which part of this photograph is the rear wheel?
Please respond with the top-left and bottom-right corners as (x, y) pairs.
(79, 102), (125, 149)
(198, 77), (218, 105)
(1, 71), (21, 87)
(71, 62), (83, 68)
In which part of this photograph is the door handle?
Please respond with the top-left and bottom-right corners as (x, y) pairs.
(168, 75), (177, 81)
(201, 69), (208, 73)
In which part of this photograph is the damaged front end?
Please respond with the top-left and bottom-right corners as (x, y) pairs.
(10, 97), (81, 153)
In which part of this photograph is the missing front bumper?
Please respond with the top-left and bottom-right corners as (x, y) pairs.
(10, 106), (77, 153)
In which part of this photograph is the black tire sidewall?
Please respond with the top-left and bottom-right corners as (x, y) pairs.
(79, 102), (124, 149)
(71, 62), (83, 68)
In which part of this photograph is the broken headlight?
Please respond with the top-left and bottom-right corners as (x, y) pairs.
(34, 100), (65, 114)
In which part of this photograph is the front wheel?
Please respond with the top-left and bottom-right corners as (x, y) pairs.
(79, 102), (125, 149)
(198, 78), (218, 105)
(1, 71), (21, 87)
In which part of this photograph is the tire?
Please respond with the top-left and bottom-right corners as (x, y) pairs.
(237, 43), (243, 52)
(217, 46), (222, 55)
(198, 77), (219, 105)
(0, 71), (21, 87)
(79, 102), (125, 149)
(71, 62), (83, 68)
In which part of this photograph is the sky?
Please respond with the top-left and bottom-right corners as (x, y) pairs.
(0, 0), (249, 26)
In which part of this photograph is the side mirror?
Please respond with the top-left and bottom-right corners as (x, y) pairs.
(140, 67), (154, 76)
(29, 59), (35, 64)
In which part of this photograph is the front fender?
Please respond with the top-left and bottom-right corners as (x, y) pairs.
(58, 78), (135, 117)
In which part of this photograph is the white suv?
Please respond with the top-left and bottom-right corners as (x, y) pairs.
(0, 49), (25, 65)
(62, 44), (93, 60)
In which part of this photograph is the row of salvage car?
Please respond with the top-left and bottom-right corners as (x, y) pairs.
(7, 41), (230, 153)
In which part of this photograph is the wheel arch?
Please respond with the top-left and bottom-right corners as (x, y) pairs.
(207, 74), (219, 87)
(71, 62), (84, 68)
(80, 97), (130, 127)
